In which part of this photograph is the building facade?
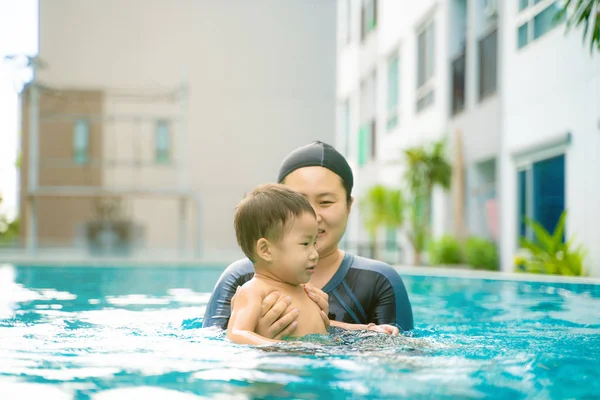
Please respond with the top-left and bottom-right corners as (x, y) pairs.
(21, 0), (336, 260)
(336, 0), (600, 276)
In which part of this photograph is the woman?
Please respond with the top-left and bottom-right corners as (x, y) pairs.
(203, 141), (414, 338)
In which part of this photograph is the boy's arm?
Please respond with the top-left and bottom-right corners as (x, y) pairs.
(329, 320), (399, 335)
(227, 286), (282, 345)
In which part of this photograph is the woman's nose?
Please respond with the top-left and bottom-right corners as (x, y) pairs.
(315, 211), (323, 223)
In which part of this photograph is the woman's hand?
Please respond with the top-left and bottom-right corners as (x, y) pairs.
(330, 320), (400, 336)
(233, 287), (299, 339)
(303, 283), (330, 329)
(367, 323), (400, 336)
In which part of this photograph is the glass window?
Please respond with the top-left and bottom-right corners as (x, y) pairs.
(340, 100), (351, 156)
(155, 120), (170, 164)
(533, 2), (564, 40)
(479, 29), (498, 100)
(361, 0), (377, 40)
(451, 51), (466, 115)
(417, 21), (435, 88)
(358, 125), (369, 166)
(517, 1), (565, 49)
(73, 118), (89, 165)
(517, 23), (529, 48)
(518, 169), (528, 239)
(387, 53), (399, 130)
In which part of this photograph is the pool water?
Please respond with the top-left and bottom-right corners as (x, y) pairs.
(0, 264), (599, 399)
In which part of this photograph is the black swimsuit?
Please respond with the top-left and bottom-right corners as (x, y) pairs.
(202, 253), (414, 331)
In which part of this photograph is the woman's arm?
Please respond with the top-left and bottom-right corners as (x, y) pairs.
(227, 286), (281, 346)
(330, 320), (399, 335)
(202, 259), (254, 329)
(371, 269), (414, 331)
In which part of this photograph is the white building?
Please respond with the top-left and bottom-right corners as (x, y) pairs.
(24, 0), (336, 260)
(499, 0), (600, 276)
(336, 0), (600, 276)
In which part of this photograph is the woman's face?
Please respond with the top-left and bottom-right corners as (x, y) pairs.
(283, 166), (353, 258)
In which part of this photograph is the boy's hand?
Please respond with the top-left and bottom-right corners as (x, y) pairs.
(302, 284), (330, 328)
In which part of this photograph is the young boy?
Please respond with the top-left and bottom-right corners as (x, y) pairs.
(227, 183), (328, 345)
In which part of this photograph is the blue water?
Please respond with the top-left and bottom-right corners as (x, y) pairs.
(0, 264), (599, 399)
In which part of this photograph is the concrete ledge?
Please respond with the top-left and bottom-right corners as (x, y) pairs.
(1, 252), (599, 285)
(394, 264), (600, 285)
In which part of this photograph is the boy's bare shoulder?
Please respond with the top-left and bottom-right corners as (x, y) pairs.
(237, 278), (270, 298)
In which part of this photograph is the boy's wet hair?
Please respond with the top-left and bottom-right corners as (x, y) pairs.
(234, 183), (316, 262)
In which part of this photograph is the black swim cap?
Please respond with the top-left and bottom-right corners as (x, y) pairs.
(277, 141), (353, 198)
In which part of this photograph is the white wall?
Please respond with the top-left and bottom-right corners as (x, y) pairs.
(39, 0), (337, 258)
(500, 0), (600, 275)
(336, 0), (453, 258)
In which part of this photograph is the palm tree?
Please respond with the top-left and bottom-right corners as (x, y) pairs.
(359, 185), (405, 260)
(557, 0), (600, 53)
(403, 138), (452, 265)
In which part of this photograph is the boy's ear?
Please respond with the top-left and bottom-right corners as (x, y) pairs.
(256, 238), (273, 262)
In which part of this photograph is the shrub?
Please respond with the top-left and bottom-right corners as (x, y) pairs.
(516, 210), (587, 276)
(464, 237), (499, 271)
(428, 235), (463, 265)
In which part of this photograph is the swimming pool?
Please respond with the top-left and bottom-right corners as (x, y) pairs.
(0, 264), (599, 399)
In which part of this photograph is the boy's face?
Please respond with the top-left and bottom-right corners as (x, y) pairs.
(270, 212), (319, 285)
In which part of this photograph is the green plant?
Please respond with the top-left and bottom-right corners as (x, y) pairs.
(0, 194), (20, 245)
(515, 210), (587, 276)
(403, 138), (452, 265)
(428, 235), (463, 265)
(556, 0), (600, 54)
(464, 236), (499, 271)
(359, 185), (405, 259)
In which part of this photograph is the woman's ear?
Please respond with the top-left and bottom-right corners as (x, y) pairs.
(347, 196), (354, 213)
(256, 238), (273, 262)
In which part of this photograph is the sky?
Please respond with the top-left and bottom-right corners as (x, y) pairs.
(0, 0), (38, 221)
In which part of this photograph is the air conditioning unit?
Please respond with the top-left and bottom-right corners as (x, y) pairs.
(483, 0), (498, 18)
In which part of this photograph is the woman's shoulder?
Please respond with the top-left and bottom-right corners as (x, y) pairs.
(223, 258), (254, 274)
(345, 254), (405, 286)
(348, 254), (395, 272)
(212, 258), (254, 291)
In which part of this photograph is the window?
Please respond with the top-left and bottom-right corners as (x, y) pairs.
(340, 100), (351, 157)
(416, 20), (435, 112)
(359, 71), (377, 166)
(155, 120), (170, 164)
(478, 28), (498, 100)
(451, 50), (466, 115)
(519, 0), (529, 10)
(516, 1), (565, 49)
(533, 3), (563, 39)
(73, 118), (89, 165)
(387, 53), (399, 130)
(340, 0), (352, 45)
(520, 0), (548, 10)
(518, 23), (529, 48)
(517, 154), (565, 242)
(361, 0), (377, 41)
(358, 120), (377, 166)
